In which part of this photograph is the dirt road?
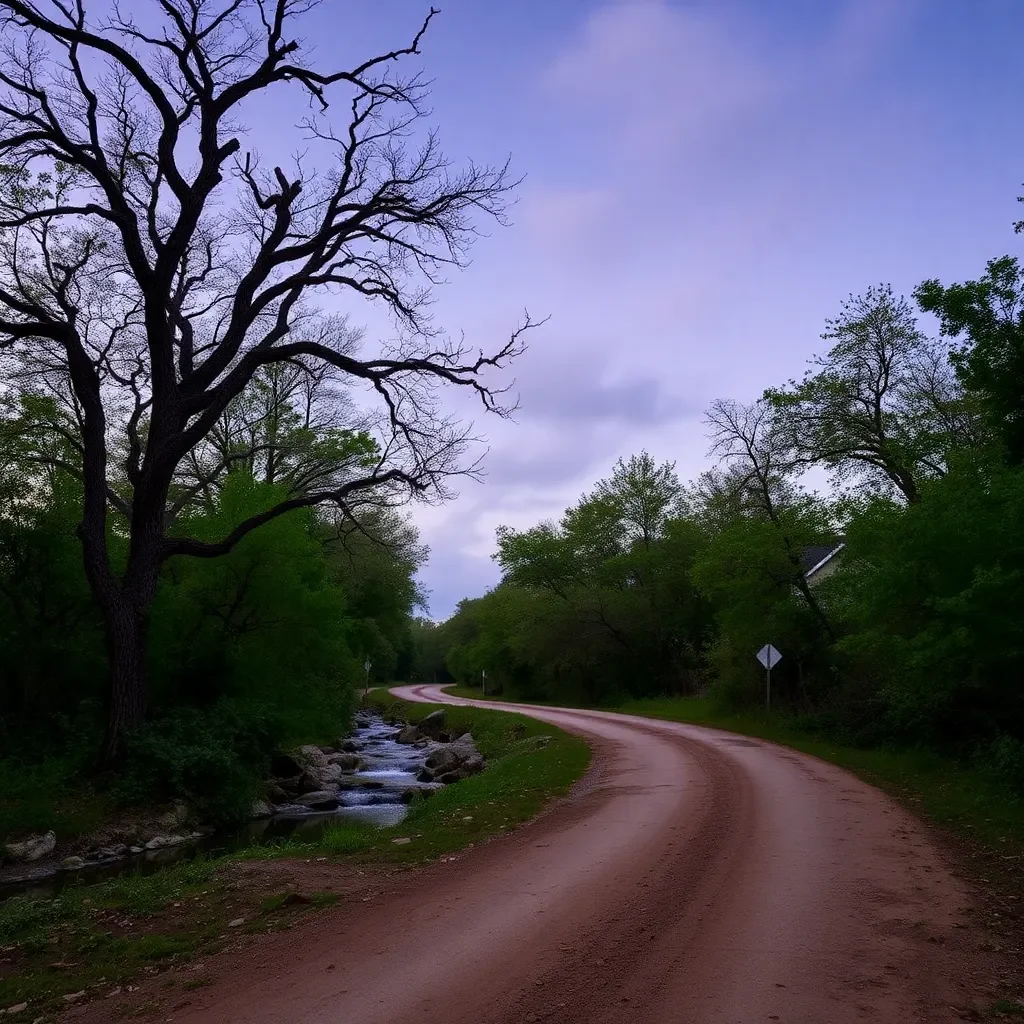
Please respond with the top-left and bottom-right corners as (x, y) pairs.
(170, 685), (992, 1024)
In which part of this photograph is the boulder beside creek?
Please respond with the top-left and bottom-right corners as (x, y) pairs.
(293, 791), (340, 811)
(298, 762), (345, 793)
(297, 744), (330, 768)
(418, 709), (447, 739)
(424, 733), (485, 783)
(250, 799), (274, 819)
(4, 830), (56, 863)
(394, 724), (421, 744)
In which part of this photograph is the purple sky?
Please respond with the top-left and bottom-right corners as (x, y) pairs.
(298, 0), (1024, 619)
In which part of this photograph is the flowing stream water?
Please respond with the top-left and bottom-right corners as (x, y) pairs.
(0, 713), (426, 901)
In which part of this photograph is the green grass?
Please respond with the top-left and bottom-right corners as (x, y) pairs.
(440, 683), (558, 706)
(0, 856), (231, 1008)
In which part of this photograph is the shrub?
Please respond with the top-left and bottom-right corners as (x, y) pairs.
(116, 701), (276, 826)
(978, 734), (1024, 796)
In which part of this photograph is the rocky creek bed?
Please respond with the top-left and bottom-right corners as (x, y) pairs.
(0, 709), (484, 899)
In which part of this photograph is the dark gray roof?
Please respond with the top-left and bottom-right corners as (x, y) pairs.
(801, 539), (845, 576)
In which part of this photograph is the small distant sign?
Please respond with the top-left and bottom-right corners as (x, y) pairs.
(756, 644), (782, 670)
(364, 659), (371, 673)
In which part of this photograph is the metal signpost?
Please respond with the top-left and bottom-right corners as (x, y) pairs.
(481, 668), (487, 697)
(363, 658), (372, 696)
(755, 644), (782, 711)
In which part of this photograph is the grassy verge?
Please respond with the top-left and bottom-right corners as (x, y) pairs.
(0, 693), (590, 1016)
(0, 857), (226, 1012)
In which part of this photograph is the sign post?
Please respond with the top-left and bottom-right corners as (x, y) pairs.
(363, 658), (371, 696)
(481, 668), (487, 697)
(755, 644), (782, 712)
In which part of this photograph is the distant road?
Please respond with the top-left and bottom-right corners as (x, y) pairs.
(175, 684), (986, 1024)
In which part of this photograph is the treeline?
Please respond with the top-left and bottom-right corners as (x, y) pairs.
(422, 259), (1024, 786)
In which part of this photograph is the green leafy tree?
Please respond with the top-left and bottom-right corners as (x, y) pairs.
(692, 502), (835, 709)
(836, 456), (1024, 747)
(766, 287), (974, 503)
(916, 256), (1024, 463)
(489, 456), (711, 701)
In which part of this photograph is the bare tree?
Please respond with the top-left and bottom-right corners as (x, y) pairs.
(703, 398), (834, 638)
(0, 0), (538, 754)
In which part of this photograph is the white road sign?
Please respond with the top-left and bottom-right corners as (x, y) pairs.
(756, 644), (782, 670)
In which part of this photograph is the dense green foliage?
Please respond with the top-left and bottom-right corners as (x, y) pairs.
(0, 456), (424, 836)
(431, 243), (1024, 789)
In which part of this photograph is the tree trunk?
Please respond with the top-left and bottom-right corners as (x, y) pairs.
(102, 595), (148, 760)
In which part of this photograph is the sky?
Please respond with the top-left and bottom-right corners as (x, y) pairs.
(293, 0), (1024, 619)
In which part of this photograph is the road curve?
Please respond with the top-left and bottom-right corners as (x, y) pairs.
(172, 685), (985, 1024)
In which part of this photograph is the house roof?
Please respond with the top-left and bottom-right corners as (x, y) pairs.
(801, 539), (846, 579)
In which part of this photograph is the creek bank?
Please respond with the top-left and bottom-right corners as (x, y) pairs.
(0, 709), (485, 897)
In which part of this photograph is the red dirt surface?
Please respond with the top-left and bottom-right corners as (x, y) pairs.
(75, 685), (1011, 1023)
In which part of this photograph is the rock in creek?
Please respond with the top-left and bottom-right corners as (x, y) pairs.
(292, 791), (340, 811)
(4, 831), (56, 863)
(325, 752), (364, 770)
(298, 763), (345, 793)
(144, 835), (186, 851)
(86, 844), (130, 861)
(424, 733), (485, 783)
(394, 724), (421, 744)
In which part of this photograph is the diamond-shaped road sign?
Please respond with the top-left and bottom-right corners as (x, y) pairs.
(756, 644), (782, 670)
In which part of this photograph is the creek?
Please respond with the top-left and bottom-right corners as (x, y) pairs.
(0, 712), (425, 902)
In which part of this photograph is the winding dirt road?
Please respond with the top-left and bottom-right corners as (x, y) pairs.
(169, 685), (993, 1024)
